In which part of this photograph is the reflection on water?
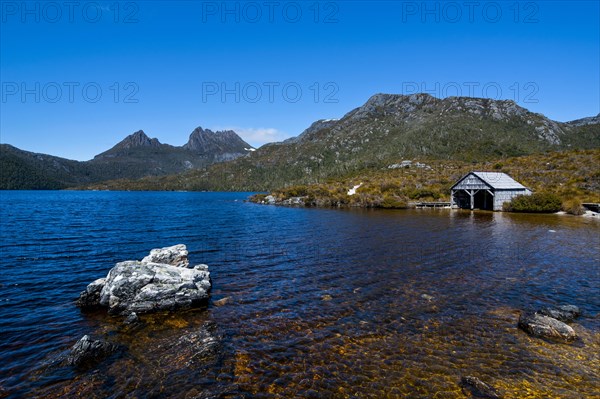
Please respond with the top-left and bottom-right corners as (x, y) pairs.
(0, 192), (598, 398)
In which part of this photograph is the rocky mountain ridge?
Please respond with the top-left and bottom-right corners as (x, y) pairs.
(0, 126), (253, 189)
(94, 130), (162, 159)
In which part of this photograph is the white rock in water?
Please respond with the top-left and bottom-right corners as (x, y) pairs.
(77, 244), (211, 316)
(142, 244), (189, 267)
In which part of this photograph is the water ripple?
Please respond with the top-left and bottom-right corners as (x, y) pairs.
(0, 191), (599, 398)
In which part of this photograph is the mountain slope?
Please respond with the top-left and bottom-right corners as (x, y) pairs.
(4, 93), (599, 191)
(0, 144), (96, 189)
(121, 93), (597, 191)
(0, 127), (253, 189)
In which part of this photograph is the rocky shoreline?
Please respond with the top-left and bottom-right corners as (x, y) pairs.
(250, 193), (600, 218)
(249, 193), (413, 209)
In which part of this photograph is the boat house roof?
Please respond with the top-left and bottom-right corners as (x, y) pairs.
(451, 172), (528, 190)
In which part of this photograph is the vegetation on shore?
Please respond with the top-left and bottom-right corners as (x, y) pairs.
(249, 149), (600, 214)
(502, 193), (563, 213)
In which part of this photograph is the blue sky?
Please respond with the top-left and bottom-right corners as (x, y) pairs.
(1, 1), (599, 161)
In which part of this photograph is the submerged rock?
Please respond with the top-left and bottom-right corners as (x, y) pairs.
(537, 305), (581, 323)
(67, 335), (118, 368)
(150, 321), (223, 371)
(460, 376), (502, 399)
(124, 312), (140, 325)
(77, 244), (211, 315)
(518, 312), (577, 342)
(174, 321), (222, 366)
(213, 297), (232, 307)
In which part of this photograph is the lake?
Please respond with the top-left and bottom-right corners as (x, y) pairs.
(1, 191), (598, 398)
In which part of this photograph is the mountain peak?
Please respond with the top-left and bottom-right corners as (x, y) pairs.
(94, 130), (161, 159)
(184, 127), (252, 154)
(343, 93), (540, 126)
(125, 130), (161, 147)
(115, 130), (161, 148)
(365, 92), (435, 106)
(345, 92), (439, 122)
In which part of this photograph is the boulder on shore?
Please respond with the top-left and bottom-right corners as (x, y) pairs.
(518, 312), (577, 342)
(77, 244), (211, 316)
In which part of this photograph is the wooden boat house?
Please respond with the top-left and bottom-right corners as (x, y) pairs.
(450, 172), (531, 211)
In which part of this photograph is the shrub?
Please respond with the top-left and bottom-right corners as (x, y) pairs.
(282, 185), (309, 197)
(503, 192), (562, 213)
(562, 198), (585, 215)
(250, 193), (267, 203)
(406, 188), (441, 200)
(380, 180), (401, 193)
(381, 195), (408, 209)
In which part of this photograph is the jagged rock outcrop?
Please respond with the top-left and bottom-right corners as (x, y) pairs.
(114, 130), (161, 149)
(77, 244), (211, 316)
(184, 127), (253, 159)
(94, 130), (162, 159)
(141, 244), (190, 267)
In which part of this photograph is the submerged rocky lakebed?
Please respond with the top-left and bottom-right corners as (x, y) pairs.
(1, 191), (598, 398)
